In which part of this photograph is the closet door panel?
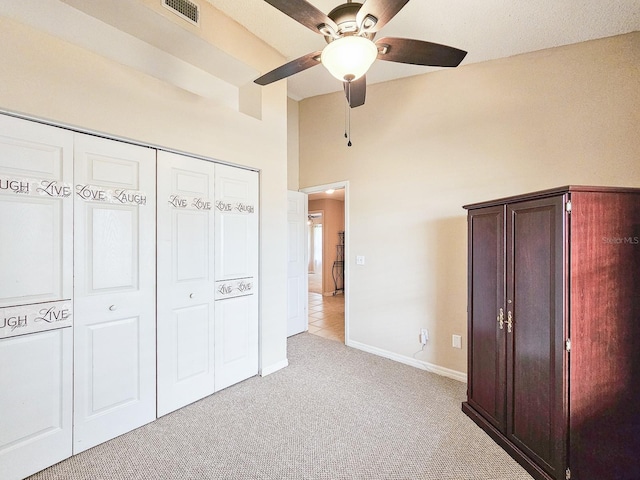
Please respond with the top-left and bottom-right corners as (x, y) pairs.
(0, 329), (72, 480)
(73, 134), (156, 454)
(214, 165), (258, 391)
(90, 205), (137, 291)
(0, 198), (61, 301)
(0, 115), (73, 480)
(506, 196), (566, 479)
(214, 166), (258, 281)
(157, 151), (215, 416)
(0, 115), (73, 309)
(219, 215), (250, 277)
(214, 294), (258, 391)
(467, 205), (506, 432)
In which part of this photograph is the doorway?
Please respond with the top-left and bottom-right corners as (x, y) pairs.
(304, 184), (347, 344)
(307, 211), (323, 294)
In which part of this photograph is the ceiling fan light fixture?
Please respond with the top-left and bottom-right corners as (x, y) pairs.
(321, 35), (378, 82)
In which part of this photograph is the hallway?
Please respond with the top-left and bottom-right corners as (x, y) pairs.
(307, 292), (344, 343)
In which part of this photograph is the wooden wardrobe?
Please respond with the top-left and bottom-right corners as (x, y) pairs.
(462, 186), (640, 480)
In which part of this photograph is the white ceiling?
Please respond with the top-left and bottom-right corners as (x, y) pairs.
(207, 0), (640, 100)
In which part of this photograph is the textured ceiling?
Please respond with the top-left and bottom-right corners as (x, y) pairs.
(206, 0), (640, 100)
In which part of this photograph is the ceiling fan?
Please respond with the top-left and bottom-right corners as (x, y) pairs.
(254, 0), (467, 108)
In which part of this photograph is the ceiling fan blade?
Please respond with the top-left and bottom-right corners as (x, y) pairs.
(375, 37), (467, 67)
(344, 76), (366, 108)
(356, 0), (410, 33)
(254, 51), (322, 85)
(263, 0), (339, 36)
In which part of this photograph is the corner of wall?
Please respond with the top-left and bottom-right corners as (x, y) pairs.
(287, 97), (300, 191)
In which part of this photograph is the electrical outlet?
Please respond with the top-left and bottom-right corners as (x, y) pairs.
(420, 328), (429, 345)
(452, 334), (462, 349)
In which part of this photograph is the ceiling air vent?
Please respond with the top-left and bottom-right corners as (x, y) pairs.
(163, 0), (200, 26)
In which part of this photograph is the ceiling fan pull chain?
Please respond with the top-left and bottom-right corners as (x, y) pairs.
(347, 81), (352, 147)
(347, 106), (352, 147)
(344, 93), (348, 140)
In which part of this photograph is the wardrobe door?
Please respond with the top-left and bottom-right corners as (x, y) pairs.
(466, 205), (507, 432)
(157, 151), (216, 416)
(506, 196), (566, 479)
(0, 115), (73, 480)
(214, 164), (258, 391)
(73, 134), (156, 453)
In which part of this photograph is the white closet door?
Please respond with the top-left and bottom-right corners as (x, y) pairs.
(157, 151), (216, 416)
(214, 165), (258, 391)
(0, 115), (73, 480)
(73, 134), (156, 454)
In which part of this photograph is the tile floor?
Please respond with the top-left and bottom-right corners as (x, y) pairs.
(308, 292), (344, 343)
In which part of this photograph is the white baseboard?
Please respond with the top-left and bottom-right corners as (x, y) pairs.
(347, 339), (467, 383)
(260, 358), (289, 377)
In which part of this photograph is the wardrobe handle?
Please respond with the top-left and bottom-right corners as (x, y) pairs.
(507, 310), (513, 333)
(189, 293), (195, 299)
(497, 308), (504, 330)
(109, 305), (116, 311)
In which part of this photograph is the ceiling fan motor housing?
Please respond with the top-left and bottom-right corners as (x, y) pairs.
(324, 2), (375, 43)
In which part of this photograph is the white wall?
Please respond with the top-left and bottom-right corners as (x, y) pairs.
(299, 32), (640, 377)
(0, 6), (290, 374)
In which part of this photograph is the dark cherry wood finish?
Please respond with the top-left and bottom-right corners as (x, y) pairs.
(506, 197), (566, 479)
(356, 0), (410, 33)
(467, 206), (506, 431)
(568, 191), (640, 480)
(463, 186), (640, 480)
(263, 0), (338, 35)
(254, 51), (321, 86)
(376, 37), (468, 67)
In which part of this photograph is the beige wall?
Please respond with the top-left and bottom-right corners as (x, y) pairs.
(309, 198), (345, 295)
(287, 98), (300, 190)
(299, 32), (640, 376)
(0, 9), (290, 374)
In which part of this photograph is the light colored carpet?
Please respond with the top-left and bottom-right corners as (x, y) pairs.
(29, 333), (532, 480)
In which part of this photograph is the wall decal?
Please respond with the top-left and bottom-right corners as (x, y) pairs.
(0, 177), (72, 197)
(0, 300), (73, 338)
(75, 184), (147, 205)
(168, 194), (212, 210)
(214, 278), (254, 300)
(215, 200), (255, 214)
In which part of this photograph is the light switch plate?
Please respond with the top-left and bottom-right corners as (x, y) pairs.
(356, 255), (365, 265)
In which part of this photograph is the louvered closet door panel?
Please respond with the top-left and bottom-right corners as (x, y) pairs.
(0, 115), (73, 480)
(157, 151), (216, 416)
(214, 164), (258, 391)
(73, 133), (156, 454)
